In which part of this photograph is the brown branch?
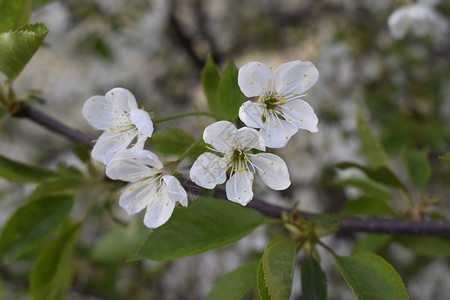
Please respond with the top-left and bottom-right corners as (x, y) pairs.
(10, 103), (450, 237)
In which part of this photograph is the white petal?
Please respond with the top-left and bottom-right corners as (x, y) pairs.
(82, 95), (127, 130)
(225, 170), (254, 205)
(162, 175), (188, 207)
(119, 181), (153, 215)
(190, 152), (228, 189)
(91, 131), (138, 164)
(239, 101), (265, 129)
(106, 87), (138, 112)
(106, 150), (163, 182)
(238, 62), (272, 97)
(203, 121), (236, 152)
(275, 60), (319, 95)
(143, 189), (176, 228)
(249, 153), (290, 190)
(280, 99), (318, 133)
(388, 8), (409, 39)
(235, 127), (265, 151)
(259, 114), (298, 148)
(130, 109), (153, 137)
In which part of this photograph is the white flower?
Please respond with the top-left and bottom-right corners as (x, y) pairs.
(83, 87), (153, 164)
(190, 121), (290, 205)
(106, 150), (188, 228)
(388, 2), (448, 40)
(238, 60), (319, 148)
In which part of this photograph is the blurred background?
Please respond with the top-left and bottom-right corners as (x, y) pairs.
(0, 0), (449, 299)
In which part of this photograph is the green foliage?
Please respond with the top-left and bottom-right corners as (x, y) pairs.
(340, 196), (394, 216)
(257, 260), (270, 300)
(353, 234), (391, 253)
(30, 224), (80, 300)
(357, 108), (391, 169)
(403, 149), (431, 190)
(0, 195), (74, 264)
(439, 152), (450, 166)
(336, 162), (407, 192)
(92, 222), (148, 263)
(335, 252), (409, 300)
(0, 0), (31, 33)
(301, 255), (327, 300)
(217, 61), (244, 121)
(201, 54), (221, 117)
(0, 154), (56, 183)
(395, 236), (450, 257)
(151, 128), (204, 157)
(130, 197), (267, 261)
(0, 274), (3, 300)
(206, 260), (259, 300)
(261, 237), (297, 300)
(0, 23), (48, 80)
(32, 0), (57, 9)
(306, 214), (340, 237)
(334, 177), (391, 201)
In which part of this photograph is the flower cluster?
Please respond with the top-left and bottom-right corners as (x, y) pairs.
(83, 88), (187, 228)
(190, 60), (319, 204)
(83, 60), (318, 227)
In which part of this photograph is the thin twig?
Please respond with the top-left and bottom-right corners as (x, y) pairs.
(10, 103), (450, 237)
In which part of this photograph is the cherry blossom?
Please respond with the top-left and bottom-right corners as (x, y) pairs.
(238, 60), (319, 148)
(190, 121), (290, 205)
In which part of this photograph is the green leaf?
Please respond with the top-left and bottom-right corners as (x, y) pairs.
(403, 149), (431, 190)
(0, 23), (48, 80)
(262, 237), (297, 300)
(30, 224), (80, 300)
(336, 162), (407, 192)
(130, 197), (267, 261)
(334, 177), (391, 201)
(0, 274), (3, 300)
(301, 255), (327, 300)
(357, 109), (391, 169)
(353, 234), (391, 253)
(72, 143), (90, 163)
(151, 128), (204, 157)
(340, 196), (394, 216)
(395, 236), (450, 257)
(206, 260), (259, 300)
(334, 252), (409, 300)
(0, 154), (56, 183)
(257, 260), (270, 300)
(0, 195), (73, 264)
(0, 0), (31, 33)
(439, 152), (450, 166)
(307, 214), (340, 237)
(201, 54), (221, 117)
(92, 222), (148, 263)
(32, 0), (57, 9)
(217, 61), (244, 121)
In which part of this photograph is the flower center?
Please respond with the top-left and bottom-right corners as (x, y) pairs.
(262, 91), (284, 110)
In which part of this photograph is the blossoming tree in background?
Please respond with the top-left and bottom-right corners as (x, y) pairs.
(0, 0), (449, 299)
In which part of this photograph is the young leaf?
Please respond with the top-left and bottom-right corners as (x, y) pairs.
(0, 154), (56, 183)
(201, 54), (221, 117)
(30, 224), (80, 300)
(262, 237), (297, 300)
(0, 23), (48, 80)
(257, 260), (270, 300)
(206, 260), (259, 300)
(306, 214), (340, 237)
(0, 0), (31, 33)
(336, 162), (407, 192)
(340, 196), (394, 216)
(130, 197), (267, 261)
(334, 177), (391, 201)
(301, 255), (327, 300)
(353, 234), (391, 253)
(151, 128), (204, 157)
(0, 195), (73, 264)
(403, 149), (431, 190)
(217, 61), (244, 121)
(439, 152), (450, 166)
(334, 252), (409, 300)
(357, 109), (391, 169)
